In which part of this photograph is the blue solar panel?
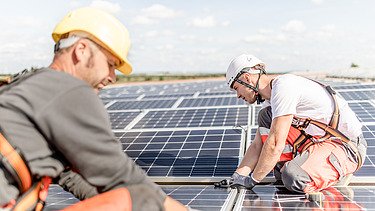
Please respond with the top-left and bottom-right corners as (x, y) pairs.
(108, 111), (141, 129)
(45, 185), (79, 211)
(334, 84), (375, 90)
(45, 185), (234, 211)
(163, 185), (234, 210)
(339, 90), (375, 101)
(235, 185), (375, 210)
(178, 97), (246, 108)
(115, 129), (243, 177)
(107, 99), (177, 110)
(348, 102), (375, 123)
(199, 91), (234, 96)
(132, 107), (249, 129)
(142, 93), (195, 99)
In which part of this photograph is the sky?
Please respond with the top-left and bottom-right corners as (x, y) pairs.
(0, 0), (374, 75)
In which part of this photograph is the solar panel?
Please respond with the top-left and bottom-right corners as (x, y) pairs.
(107, 99), (177, 110)
(142, 93), (195, 99)
(45, 185), (79, 211)
(45, 185), (236, 211)
(334, 84), (375, 90)
(233, 185), (374, 210)
(115, 128), (244, 179)
(108, 111), (141, 130)
(348, 102), (375, 123)
(199, 91), (234, 97)
(339, 90), (375, 101)
(132, 107), (249, 129)
(178, 97), (246, 108)
(163, 185), (236, 211)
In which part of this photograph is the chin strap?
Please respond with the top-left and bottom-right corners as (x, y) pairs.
(233, 69), (265, 104)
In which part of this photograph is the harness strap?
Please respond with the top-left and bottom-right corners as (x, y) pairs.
(0, 133), (32, 192)
(0, 133), (51, 210)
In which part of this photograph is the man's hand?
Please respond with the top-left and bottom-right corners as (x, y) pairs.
(214, 172), (259, 189)
(229, 172), (258, 189)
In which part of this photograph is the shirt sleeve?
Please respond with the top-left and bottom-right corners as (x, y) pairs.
(34, 85), (166, 202)
(270, 76), (301, 119)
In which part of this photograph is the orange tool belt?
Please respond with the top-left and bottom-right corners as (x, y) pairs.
(0, 133), (51, 211)
(290, 83), (363, 171)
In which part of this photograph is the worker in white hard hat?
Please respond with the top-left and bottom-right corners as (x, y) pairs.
(215, 54), (367, 194)
(0, 7), (187, 211)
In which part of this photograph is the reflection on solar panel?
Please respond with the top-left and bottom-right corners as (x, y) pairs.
(108, 111), (141, 129)
(133, 107), (249, 129)
(355, 125), (375, 177)
(143, 93), (195, 99)
(107, 99), (177, 110)
(339, 90), (375, 101)
(45, 185), (235, 211)
(115, 129), (243, 178)
(234, 185), (375, 210)
(334, 84), (375, 90)
(348, 102), (375, 123)
(45, 185), (79, 211)
(163, 185), (234, 211)
(178, 97), (246, 108)
(199, 91), (234, 96)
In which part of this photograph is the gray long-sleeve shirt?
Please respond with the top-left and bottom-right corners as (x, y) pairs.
(0, 68), (166, 209)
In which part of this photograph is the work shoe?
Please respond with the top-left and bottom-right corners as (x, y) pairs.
(334, 173), (353, 186)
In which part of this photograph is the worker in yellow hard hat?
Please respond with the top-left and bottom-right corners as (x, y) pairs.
(0, 7), (187, 211)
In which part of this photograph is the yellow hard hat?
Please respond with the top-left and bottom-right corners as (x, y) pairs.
(52, 7), (132, 75)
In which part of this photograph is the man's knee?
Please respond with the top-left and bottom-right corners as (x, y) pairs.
(258, 106), (272, 128)
(281, 153), (311, 193)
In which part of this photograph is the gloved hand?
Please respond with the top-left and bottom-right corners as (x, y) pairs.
(229, 172), (258, 189)
(213, 172), (259, 189)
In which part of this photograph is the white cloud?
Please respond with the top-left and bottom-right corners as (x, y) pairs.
(90, 0), (121, 14)
(188, 16), (217, 28)
(144, 30), (158, 38)
(141, 4), (180, 19)
(244, 34), (268, 43)
(221, 21), (230, 26)
(311, 0), (324, 5)
(131, 16), (156, 25)
(282, 20), (306, 33)
(131, 4), (180, 25)
(180, 35), (196, 41)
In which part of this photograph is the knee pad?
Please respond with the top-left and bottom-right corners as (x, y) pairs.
(281, 160), (311, 193)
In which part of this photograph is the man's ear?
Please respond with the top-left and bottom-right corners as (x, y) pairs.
(243, 72), (252, 83)
(72, 40), (89, 63)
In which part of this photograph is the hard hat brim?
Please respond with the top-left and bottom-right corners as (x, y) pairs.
(117, 59), (132, 75)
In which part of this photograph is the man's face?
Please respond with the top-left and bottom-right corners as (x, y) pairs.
(77, 39), (119, 93)
(232, 73), (257, 104)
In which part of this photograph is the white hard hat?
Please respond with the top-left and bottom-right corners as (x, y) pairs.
(225, 54), (265, 89)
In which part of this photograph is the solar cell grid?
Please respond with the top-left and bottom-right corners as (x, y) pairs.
(142, 93), (195, 99)
(234, 185), (375, 210)
(45, 185), (234, 211)
(339, 90), (375, 101)
(107, 99), (177, 110)
(199, 91), (234, 96)
(178, 97), (246, 108)
(133, 107), (249, 129)
(334, 84), (375, 90)
(108, 111), (141, 129)
(115, 129), (243, 177)
(348, 102), (375, 123)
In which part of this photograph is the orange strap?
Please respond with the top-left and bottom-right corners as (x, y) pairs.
(0, 133), (52, 210)
(0, 133), (32, 192)
(62, 188), (132, 211)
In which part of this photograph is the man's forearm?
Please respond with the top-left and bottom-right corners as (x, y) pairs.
(236, 129), (263, 176)
(57, 169), (98, 200)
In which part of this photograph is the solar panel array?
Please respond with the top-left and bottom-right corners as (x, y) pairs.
(46, 78), (375, 210)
